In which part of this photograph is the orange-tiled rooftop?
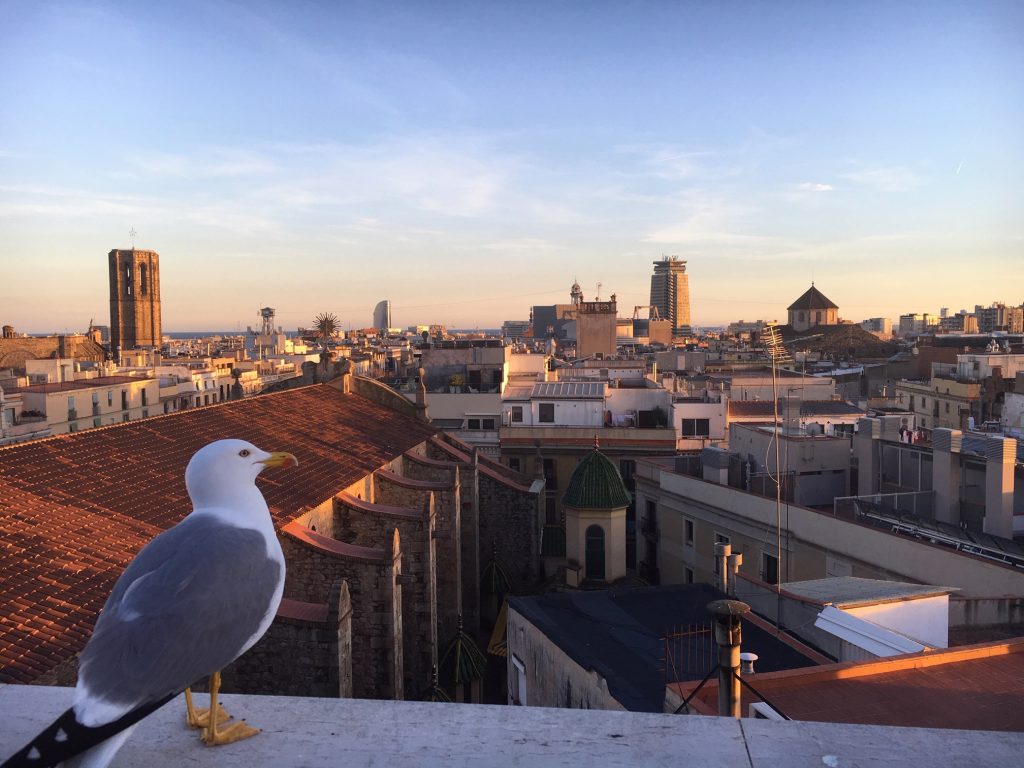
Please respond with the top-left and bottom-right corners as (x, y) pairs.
(670, 638), (1024, 731)
(0, 384), (436, 684)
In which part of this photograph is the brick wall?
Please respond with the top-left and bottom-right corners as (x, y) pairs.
(421, 440), (480, 635)
(334, 492), (437, 697)
(223, 579), (351, 698)
(280, 527), (402, 700)
(479, 470), (542, 593)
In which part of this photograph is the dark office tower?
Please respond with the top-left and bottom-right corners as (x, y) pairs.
(649, 256), (691, 336)
(109, 248), (162, 354)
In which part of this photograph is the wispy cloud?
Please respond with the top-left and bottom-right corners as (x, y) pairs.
(125, 148), (277, 179)
(842, 166), (919, 192)
(616, 143), (720, 181)
(796, 182), (834, 193)
(643, 194), (771, 246)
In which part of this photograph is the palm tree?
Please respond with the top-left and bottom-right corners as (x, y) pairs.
(313, 312), (339, 376)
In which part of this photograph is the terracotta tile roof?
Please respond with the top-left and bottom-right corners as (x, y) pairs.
(787, 284), (838, 311)
(671, 638), (1024, 731)
(0, 384), (435, 683)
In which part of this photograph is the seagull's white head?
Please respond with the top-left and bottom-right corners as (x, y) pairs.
(185, 438), (298, 510)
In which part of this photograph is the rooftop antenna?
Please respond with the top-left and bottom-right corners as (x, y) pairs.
(596, 281), (602, 301)
(129, 227), (137, 251)
(762, 322), (792, 629)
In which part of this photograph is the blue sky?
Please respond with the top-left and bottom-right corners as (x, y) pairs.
(1, 1), (1021, 332)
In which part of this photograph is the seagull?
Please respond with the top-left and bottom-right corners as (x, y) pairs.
(3, 439), (297, 768)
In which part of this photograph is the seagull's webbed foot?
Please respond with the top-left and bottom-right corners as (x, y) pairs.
(185, 684), (230, 729)
(199, 671), (262, 746)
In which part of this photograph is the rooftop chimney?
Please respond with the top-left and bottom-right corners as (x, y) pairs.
(708, 599), (750, 718)
(714, 542), (731, 593)
(740, 652), (758, 675)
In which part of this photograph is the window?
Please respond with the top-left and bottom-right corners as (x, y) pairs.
(684, 518), (694, 547)
(468, 418), (481, 430)
(67, 396), (76, 419)
(762, 552), (779, 585)
(510, 655), (527, 706)
(141, 390), (147, 406)
(539, 402), (555, 423)
(107, 391), (113, 407)
(585, 525), (606, 581)
(508, 457), (521, 472)
(945, 402), (950, 413)
(684, 567), (694, 584)
(815, 311), (821, 323)
(121, 390), (128, 410)
(510, 406), (523, 423)
(139, 263), (148, 295)
(543, 458), (557, 489)
(681, 418), (711, 437)
(142, 409), (149, 418)
(93, 418), (101, 428)
(482, 418), (495, 430)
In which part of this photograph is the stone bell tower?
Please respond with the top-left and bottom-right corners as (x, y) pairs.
(109, 247), (162, 355)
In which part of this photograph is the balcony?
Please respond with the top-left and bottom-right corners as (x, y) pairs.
(499, 425), (676, 454)
(640, 515), (660, 540)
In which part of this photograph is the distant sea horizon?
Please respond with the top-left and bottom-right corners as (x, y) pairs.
(164, 329), (504, 339)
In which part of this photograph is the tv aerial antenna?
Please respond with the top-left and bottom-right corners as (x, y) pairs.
(762, 322), (792, 627)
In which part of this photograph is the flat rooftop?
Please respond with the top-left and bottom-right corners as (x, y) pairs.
(11, 376), (153, 393)
(781, 577), (956, 608)
(509, 584), (819, 712)
(3, 685), (1022, 767)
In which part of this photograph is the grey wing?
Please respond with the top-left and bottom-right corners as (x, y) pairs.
(77, 515), (282, 710)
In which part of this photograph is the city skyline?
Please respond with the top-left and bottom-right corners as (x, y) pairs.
(1, 1), (1022, 332)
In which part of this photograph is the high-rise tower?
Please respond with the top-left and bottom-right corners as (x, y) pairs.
(108, 248), (162, 354)
(649, 256), (691, 336)
(373, 299), (392, 331)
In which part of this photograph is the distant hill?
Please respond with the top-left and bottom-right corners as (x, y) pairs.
(779, 323), (899, 361)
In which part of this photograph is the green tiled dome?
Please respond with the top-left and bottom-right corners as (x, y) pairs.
(561, 449), (631, 509)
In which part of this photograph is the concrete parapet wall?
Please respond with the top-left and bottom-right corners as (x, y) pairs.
(950, 596), (1024, 628)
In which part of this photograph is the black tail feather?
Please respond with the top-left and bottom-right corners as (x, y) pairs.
(2, 693), (176, 768)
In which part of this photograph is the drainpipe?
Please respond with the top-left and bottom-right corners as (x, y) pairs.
(714, 542), (731, 594)
(708, 599), (750, 718)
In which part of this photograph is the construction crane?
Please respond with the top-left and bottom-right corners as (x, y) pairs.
(632, 305), (662, 320)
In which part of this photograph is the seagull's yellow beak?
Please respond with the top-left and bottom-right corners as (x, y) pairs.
(259, 451), (298, 469)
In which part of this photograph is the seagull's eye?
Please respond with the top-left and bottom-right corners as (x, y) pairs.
(239, 449), (251, 457)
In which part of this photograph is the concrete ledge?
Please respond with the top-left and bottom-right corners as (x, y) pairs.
(2, 685), (1023, 767)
